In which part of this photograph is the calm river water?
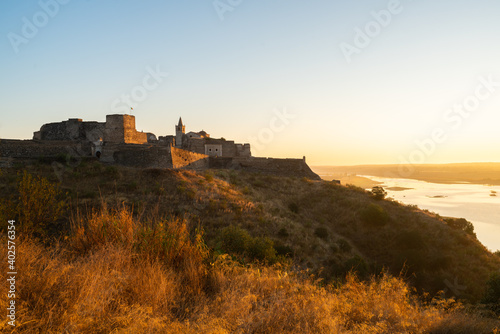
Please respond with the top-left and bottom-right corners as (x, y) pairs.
(361, 176), (500, 252)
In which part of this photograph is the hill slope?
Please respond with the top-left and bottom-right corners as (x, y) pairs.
(1, 160), (498, 303)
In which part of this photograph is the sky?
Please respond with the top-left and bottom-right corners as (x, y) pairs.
(1, 0), (500, 166)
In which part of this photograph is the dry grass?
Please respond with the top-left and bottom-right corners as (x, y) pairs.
(1, 206), (499, 333)
(1, 165), (499, 304)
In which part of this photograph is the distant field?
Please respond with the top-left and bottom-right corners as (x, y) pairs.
(312, 163), (500, 185)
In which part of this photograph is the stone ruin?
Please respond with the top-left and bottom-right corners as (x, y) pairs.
(0, 114), (319, 179)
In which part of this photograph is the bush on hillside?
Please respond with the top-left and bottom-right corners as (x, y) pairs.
(248, 237), (277, 263)
(219, 225), (277, 263)
(314, 227), (329, 240)
(482, 271), (500, 305)
(219, 225), (252, 254)
(338, 238), (352, 253)
(288, 202), (300, 214)
(371, 186), (387, 200)
(344, 256), (370, 278)
(17, 171), (66, 236)
(360, 203), (389, 227)
(444, 218), (476, 237)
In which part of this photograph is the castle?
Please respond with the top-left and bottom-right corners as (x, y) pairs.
(0, 114), (319, 179)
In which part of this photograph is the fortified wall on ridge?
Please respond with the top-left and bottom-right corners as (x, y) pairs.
(0, 114), (319, 179)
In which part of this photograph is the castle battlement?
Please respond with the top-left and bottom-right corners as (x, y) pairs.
(1, 114), (319, 179)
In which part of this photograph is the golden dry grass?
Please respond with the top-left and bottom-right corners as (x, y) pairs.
(1, 206), (499, 333)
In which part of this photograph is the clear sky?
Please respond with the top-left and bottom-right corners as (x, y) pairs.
(1, 0), (500, 165)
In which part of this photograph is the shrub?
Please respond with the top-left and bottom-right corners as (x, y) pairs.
(344, 256), (369, 278)
(314, 227), (329, 240)
(288, 202), (299, 214)
(71, 205), (208, 269)
(360, 203), (389, 227)
(248, 237), (277, 263)
(445, 218), (476, 237)
(338, 238), (352, 253)
(219, 225), (252, 254)
(274, 241), (293, 257)
(219, 226), (277, 263)
(17, 171), (66, 236)
(204, 171), (214, 182)
(277, 227), (289, 238)
(482, 271), (500, 305)
(371, 186), (387, 200)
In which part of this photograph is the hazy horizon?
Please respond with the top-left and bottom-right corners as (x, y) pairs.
(2, 1), (500, 166)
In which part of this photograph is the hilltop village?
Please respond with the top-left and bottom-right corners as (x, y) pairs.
(0, 114), (319, 179)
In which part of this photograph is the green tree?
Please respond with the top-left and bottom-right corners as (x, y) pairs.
(371, 186), (387, 200)
(483, 272), (500, 304)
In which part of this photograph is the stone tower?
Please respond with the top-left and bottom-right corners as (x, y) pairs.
(104, 114), (147, 144)
(175, 117), (185, 147)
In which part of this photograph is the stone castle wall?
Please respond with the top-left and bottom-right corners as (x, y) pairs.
(185, 138), (251, 158)
(209, 156), (320, 179)
(2, 114), (319, 179)
(98, 143), (208, 169)
(0, 139), (92, 158)
(105, 144), (172, 168)
(34, 119), (105, 142)
(171, 146), (208, 169)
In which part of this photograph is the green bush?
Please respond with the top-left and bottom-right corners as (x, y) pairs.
(274, 241), (293, 257)
(277, 227), (289, 238)
(17, 171), (66, 236)
(248, 237), (276, 263)
(482, 272), (500, 304)
(360, 203), (389, 227)
(288, 202), (299, 214)
(338, 238), (352, 253)
(344, 256), (369, 278)
(314, 227), (329, 240)
(219, 226), (277, 263)
(444, 218), (476, 237)
(371, 186), (387, 200)
(219, 225), (252, 254)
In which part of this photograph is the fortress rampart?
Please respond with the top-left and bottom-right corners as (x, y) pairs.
(1, 114), (319, 179)
(0, 139), (91, 159)
(209, 156), (320, 180)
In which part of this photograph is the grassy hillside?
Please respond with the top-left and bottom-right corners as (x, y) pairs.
(1, 159), (499, 332)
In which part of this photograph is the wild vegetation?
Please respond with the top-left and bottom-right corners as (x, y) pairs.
(0, 159), (499, 332)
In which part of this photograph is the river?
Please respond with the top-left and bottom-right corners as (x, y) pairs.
(359, 176), (500, 252)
